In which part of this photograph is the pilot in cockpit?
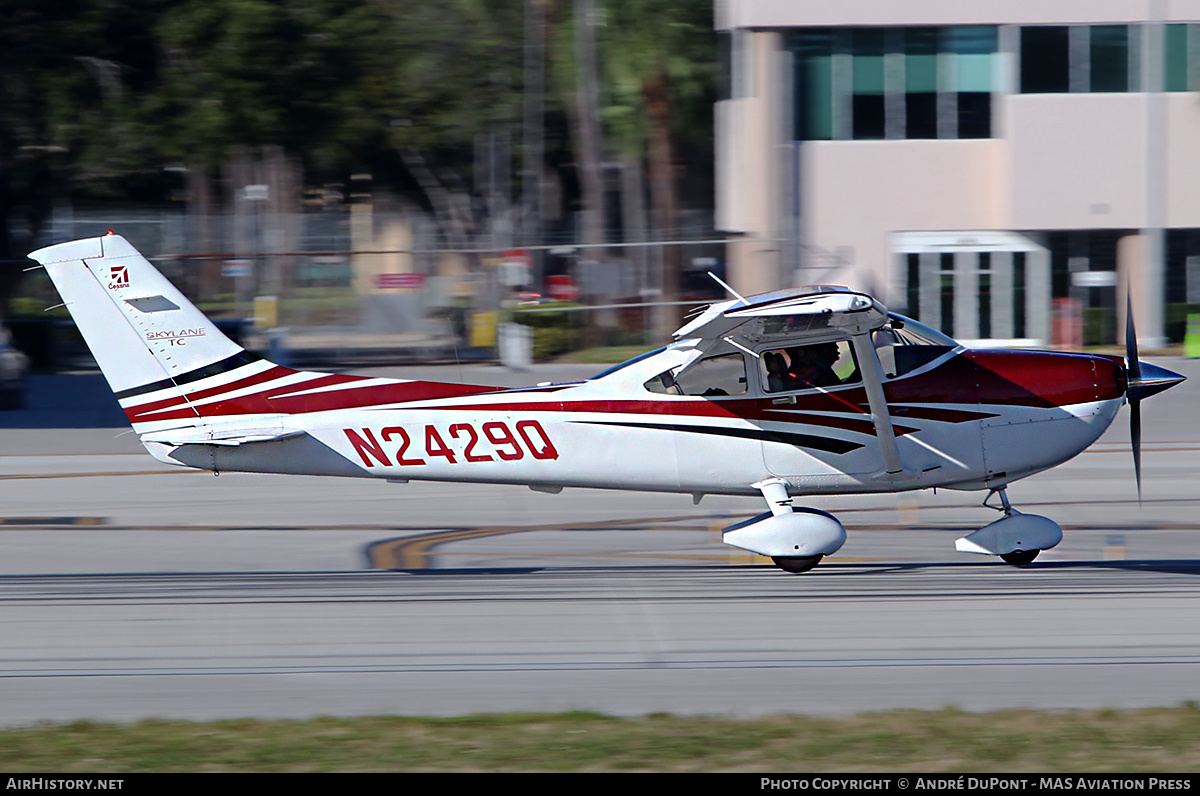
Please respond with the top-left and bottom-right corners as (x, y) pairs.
(784, 343), (841, 388)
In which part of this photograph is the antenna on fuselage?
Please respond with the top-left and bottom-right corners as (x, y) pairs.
(708, 271), (750, 306)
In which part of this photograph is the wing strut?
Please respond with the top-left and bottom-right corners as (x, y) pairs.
(850, 332), (905, 476)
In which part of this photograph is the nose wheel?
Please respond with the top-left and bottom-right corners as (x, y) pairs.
(954, 488), (1062, 567)
(988, 489), (1036, 564)
(989, 490), (1040, 567)
(771, 555), (824, 574)
(999, 549), (1039, 567)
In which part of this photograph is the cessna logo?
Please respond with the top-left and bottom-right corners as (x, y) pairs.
(107, 265), (130, 290)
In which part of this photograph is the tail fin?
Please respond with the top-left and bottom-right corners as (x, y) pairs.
(29, 234), (499, 442)
(29, 234), (264, 433)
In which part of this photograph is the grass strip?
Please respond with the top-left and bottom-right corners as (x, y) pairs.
(2, 707), (1200, 772)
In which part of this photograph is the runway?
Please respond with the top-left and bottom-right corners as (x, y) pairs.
(3, 563), (1200, 723)
(1, 359), (1198, 724)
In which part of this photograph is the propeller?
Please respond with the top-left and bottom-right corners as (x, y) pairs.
(1124, 293), (1186, 502)
(1125, 294), (1142, 502)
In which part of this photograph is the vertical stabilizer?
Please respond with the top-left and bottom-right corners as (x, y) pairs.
(28, 234), (256, 431)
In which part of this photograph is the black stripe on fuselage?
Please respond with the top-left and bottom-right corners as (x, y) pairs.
(114, 351), (264, 400)
(572, 420), (864, 455)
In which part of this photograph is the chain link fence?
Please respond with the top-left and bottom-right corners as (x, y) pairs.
(17, 207), (731, 367)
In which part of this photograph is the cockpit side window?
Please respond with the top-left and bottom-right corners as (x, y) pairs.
(761, 340), (860, 393)
(873, 314), (957, 379)
(645, 353), (747, 396)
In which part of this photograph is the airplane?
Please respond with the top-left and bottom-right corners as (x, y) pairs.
(27, 233), (1186, 573)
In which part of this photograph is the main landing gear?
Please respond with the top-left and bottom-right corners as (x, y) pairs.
(954, 487), (1064, 567)
(721, 479), (848, 574)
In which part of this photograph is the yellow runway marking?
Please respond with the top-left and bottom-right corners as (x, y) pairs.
(366, 515), (747, 570)
(363, 513), (916, 569)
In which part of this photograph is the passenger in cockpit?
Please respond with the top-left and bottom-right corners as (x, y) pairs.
(784, 343), (841, 388)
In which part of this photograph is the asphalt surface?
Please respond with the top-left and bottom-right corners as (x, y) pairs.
(0, 358), (1198, 723)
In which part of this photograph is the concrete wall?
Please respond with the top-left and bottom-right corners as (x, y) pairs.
(800, 139), (1006, 292)
(1005, 94), (1148, 230)
(1165, 93), (1200, 227)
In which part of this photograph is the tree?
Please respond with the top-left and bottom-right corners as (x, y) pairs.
(597, 0), (716, 331)
(0, 0), (177, 315)
(366, 0), (526, 250)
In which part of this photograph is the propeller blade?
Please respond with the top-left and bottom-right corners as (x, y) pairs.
(1125, 293), (1141, 382)
(1123, 292), (1184, 503)
(1125, 292), (1141, 504)
(1131, 400), (1142, 505)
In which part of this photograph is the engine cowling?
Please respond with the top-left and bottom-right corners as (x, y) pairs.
(722, 508), (847, 558)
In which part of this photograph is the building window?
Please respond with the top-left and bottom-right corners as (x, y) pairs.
(1013, 252), (1027, 339)
(792, 26), (997, 141)
(1090, 26), (1129, 92)
(1165, 24), (1200, 92)
(977, 252), (992, 339)
(719, 30), (753, 101)
(939, 253), (955, 338)
(1020, 27), (1070, 93)
(794, 29), (835, 140)
(947, 26), (997, 139)
(851, 28), (887, 139)
(1020, 25), (1137, 94)
(906, 253), (921, 318)
(1165, 229), (1200, 342)
(905, 28), (938, 139)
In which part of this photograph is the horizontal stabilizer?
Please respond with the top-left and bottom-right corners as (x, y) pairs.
(141, 427), (307, 447)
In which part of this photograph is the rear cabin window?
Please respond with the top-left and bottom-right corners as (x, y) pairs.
(645, 353), (748, 396)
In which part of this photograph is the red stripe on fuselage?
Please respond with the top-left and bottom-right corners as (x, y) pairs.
(124, 365), (301, 420)
(125, 377), (500, 423)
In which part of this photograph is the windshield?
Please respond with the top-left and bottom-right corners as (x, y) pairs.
(883, 314), (958, 346)
(873, 314), (958, 380)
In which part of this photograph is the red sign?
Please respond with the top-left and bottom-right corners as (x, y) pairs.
(546, 274), (579, 301)
(376, 273), (425, 289)
(503, 249), (531, 266)
(1052, 298), (1083, 350)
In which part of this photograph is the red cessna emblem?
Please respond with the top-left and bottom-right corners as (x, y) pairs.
(107, 265), (130, 290)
